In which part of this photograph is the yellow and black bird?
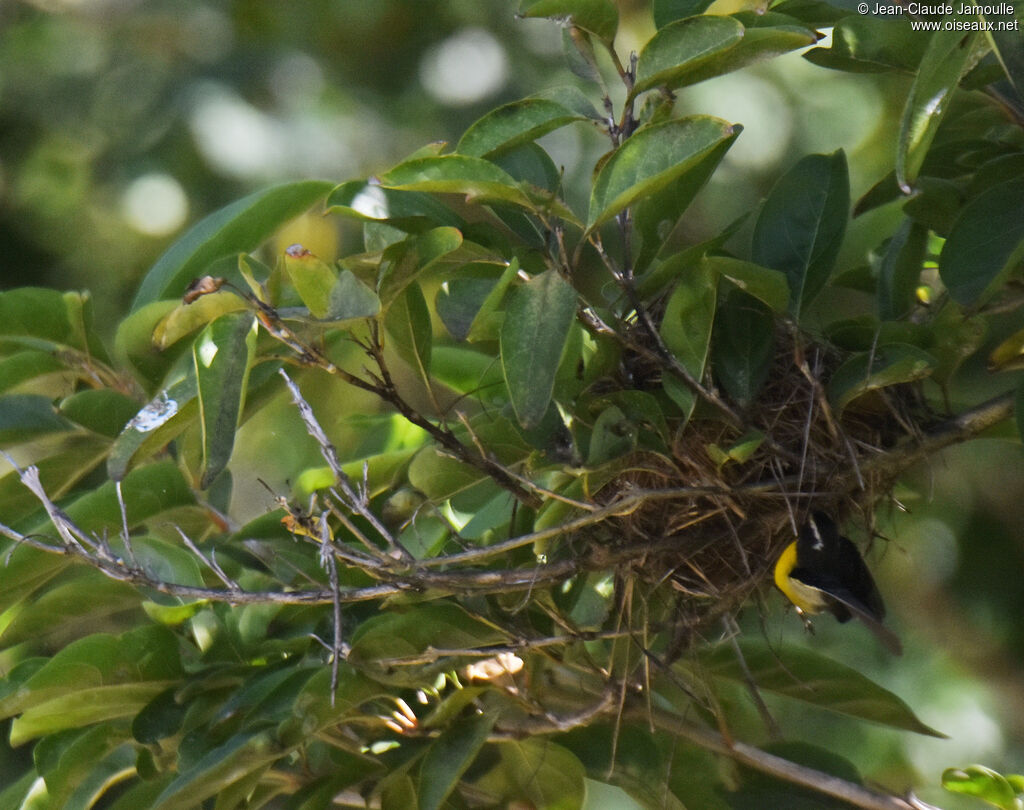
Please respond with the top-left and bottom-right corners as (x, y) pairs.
(774, 512), (902, 655)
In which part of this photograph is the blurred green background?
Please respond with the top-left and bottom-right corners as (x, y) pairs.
(1, 0), (1022, 804)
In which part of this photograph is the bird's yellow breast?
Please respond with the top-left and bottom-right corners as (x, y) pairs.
(774, 540), (830, 615)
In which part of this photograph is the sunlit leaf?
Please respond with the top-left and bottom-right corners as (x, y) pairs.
(588, 116), (738, 230)
(194, 312), (256, 488)
(458, 98), (587, 158)
(702, 256), (789, 312)
(633, 16), (744, 96)
(379, 155), (533, 210)
(943, 764), (1022, 809)
(133, 181), (333, 309)
(896, 28), (983, 192)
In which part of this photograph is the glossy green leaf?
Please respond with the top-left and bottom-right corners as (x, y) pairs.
(633, 129), (739, 270)
(320, 270), (382, 322)
(458, 98), (587, 158)
(107, 371), (198, 481)
(133, 180), (333, 309)
(152, 731), (282, 810)
(37, 729), (136, 810)
(661, 15), (817, 88)
(712, 290), (773, 408)
(803, 16), (927, 73)
(59, 389), (143, 438)
(658, 262), (716, 420)
(500, 269), (578, 428)
(520, 0), (618, 43)
(943, 765), (1022, 809)
(418, 714), (495, 810)
(327, 181), (464, 230)
(152, 291), (248, 350)
(633, 16), (744, 96)
(284, 246), (337, 319)
(939, 179), (1024, 305)
(896, 29), (982, 192)
(113, 299), (181, 387)
(751, 150), (849, 315)
(828, 343), (936, 413)
(588, 116), (738, 230)
(700, 640), (944, 736)
(194, 312), (256, 488)
(0, 351), (65, 394)
(993, 327), (1024, 372)
(653, 0), (716, 27)
(0, 394), (75, 446)
(408, 447), (490, 504)
(385, 282), (433, 389)
(380, 155), (533, 209)
(878, 220), (928, 320)
(702, 256), (789, 312)
(471, 739), (586, 809)
(378, 227), (466, 307)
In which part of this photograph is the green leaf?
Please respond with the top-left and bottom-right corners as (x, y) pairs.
(633, 16), (745, 96)
(327, 181), (464, 230)
(588, 116), (739, 230)
(152, 731), (282, 810)
(827, 343), (936, 413)
(0, 394), (75, 447)
(132, 180), (333, 309)
(633, 129), (739, 271)
(658, 15), (817, 88)
(284, 245), (337, 319)
(712, 290), (773, 408)
(418, 714), (495, 810)
(803, 16), (927, 73)
(458, 98), (587, 158)
(436, 278), (494, 341)
(702, 256), (789, 312)
(896, 29), (982, 192)
(107, 371), (198, 481)
(194, 312), (257, 488)
(943, 765), (1022, 809)
(0, 288), (82, 349)
(53, 459), (195, 535)
(378, 227), (466, 307)
(380, 155), (533, 210)
(878, 220), (928, 320)
(939, 179), (1024, 306)
(59, 389), (149, 439)
(349, 603), (507, 678)
(385, 282), (433, 389)
(152, 290), (248, 350)
(0, 351), (65, 394)
(1018, 383), (1024, 445)
(321, 270), (382, 322)
(751, 150), (849, 315)
(653, 0), (717, 27)
(133, 686), (187, 744)
(520, 0), (618, 43)
(587, 405), (637, 465)
(989, 3), (1024, 94)
(35, 728), (135, 810)
(700, 640), (945, 736)
(658, 262), (717, 420)
(471, 739), (586, 809)
(500, 269), (578, 428)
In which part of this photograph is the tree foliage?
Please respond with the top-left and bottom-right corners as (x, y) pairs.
(0, 1), (1022, 808)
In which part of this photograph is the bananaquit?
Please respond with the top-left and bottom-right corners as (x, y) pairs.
(774, 512), (902, 655)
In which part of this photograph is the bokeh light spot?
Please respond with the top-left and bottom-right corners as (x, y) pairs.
(121, 172), (188, 236)
(419, 28), (508, 106)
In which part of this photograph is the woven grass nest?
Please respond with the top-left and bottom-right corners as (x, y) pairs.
(582, 327), (931, 651)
